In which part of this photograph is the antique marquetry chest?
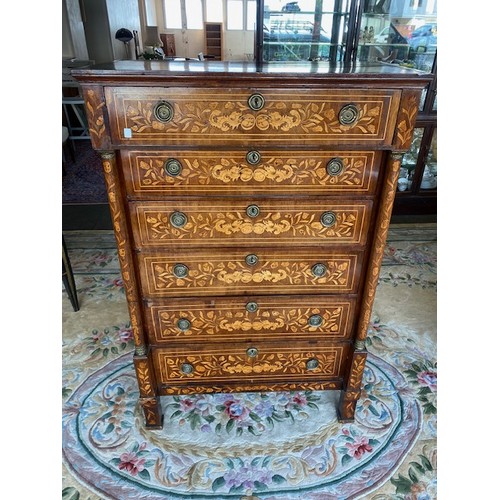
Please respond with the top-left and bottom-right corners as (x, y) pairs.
(73, 61), (430, 428)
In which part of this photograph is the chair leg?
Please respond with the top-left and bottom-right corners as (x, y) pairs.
(62, 236), (79, 312)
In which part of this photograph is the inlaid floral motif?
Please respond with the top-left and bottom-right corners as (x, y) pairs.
(124, 99), (383, 136)
(160, 350), (338, 381)
(396, 94), (418, 149)
(135, 155), (371, 189)
(141, 209), (361, 242)
(155, 305), (345, 339)
(149, 258), (352, 291)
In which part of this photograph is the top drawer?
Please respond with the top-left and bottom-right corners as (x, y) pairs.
(105, 87), (401, 146)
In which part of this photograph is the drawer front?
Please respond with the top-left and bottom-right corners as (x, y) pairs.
(137, 249), (362, 297)
(152, 342), (347, 384)
(106, 87), (400, 146)
(145, 295), (355, 343)
(130, 199), (372, 248)
(121, 150), (381, 196)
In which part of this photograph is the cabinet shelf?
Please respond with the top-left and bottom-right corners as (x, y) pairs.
(204, 22), (223, 61)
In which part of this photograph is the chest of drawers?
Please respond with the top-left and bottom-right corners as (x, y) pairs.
(73, 61), (430, 428)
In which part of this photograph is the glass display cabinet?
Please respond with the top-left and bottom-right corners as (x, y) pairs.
(259, 0), (354, 62)
(255, 0), (437, 218)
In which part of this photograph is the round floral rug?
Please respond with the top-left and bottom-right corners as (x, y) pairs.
(63, 351), (420, 499)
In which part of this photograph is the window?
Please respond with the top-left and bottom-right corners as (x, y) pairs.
(227, 0), (243, 30)
(206, 0), (224, 22)
(246, 0), (256, 30)
(164, 0), (182, 28)
(186, 0), (203, 28)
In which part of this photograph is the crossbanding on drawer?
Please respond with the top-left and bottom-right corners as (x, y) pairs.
(121, 150), (381, 196)
(152, 342), (347, 384)
(138, 249), (361, 297)
(130, 199), (372, 248)
(105, 87), (400, 145)
(146, 295), (355, 343)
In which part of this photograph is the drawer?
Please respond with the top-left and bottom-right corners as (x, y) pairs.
(105, 87), (400, 146)
(130, 199), (373, 248)
(152, 341), (348, 385)
(145, 295), (355, 344)
(121, 150), (382, 197)
(137, 248), (362, 297)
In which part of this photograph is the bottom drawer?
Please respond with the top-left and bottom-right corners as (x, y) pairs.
(152, 342), (348, 386)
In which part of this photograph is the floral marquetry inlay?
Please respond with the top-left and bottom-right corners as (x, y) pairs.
(127, 152), (378, 194)
(141, 254), (358, 296)
(150, 301), (351, 341)
(155, 347), (342, 382)
(123, 99), (384, 136)
(107, 88), (397, 144)
(135, 204), (369, 245)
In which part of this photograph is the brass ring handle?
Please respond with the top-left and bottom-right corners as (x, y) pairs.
(246, 204), (260, 218)
(326, 158), (344, 176)
(164, 158), (183, 177)
(246, 301), (259, 313)
(170, 211), (187, 228)
(308, 314), (323, 327)
(173, 263), (189, 278)
(245, 254), (259, 266)
(248, 93), (265, 111)
(181, 362), (194, 374)
(320, 211), (337, 227)
(246, 150), (261, 165)
(339, 103), (359, 125)
(311, 263), (327, 277)
(306, 358), (319, 370)
(246, 347), (259, 358)
(177, 318), (191, 331)
(154, 100), (174, 123)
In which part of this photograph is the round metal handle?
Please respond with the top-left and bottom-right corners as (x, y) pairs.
(246, 301), (259, 313)
(320, 211), (337, 228)
(246, 347), (259, 358)
(311, 263), (328, 277)
(326, 158), (344, 176)
(245, 254), (259, 266)
(181, 362), (194, 374)
(339, 103), (359, 125)
(173, 263), (189, 278)
(306, 358), (319, 370)
(170, 211), (187, 228)
(177, 318), (191, 331)
(308, 314), (324, 327)
(246, 204), (260, 218)
(164, 158), (183, 177)
(154, 100), (174, 123)
(246, 150), (261, 165)
(248, 93), (265, 111)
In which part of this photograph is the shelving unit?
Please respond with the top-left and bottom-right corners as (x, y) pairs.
(204, 22), (223, 60)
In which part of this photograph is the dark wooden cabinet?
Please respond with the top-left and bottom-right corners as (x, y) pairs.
(73, 60), (430, 428)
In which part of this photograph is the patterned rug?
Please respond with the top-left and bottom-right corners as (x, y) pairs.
(62, 226), (437, 499)
(62, 140), (107, 204)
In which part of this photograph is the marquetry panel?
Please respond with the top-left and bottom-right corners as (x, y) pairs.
(159, 380), (343, 395)
(121, 150), (381, 196)
(145, 296), (355, 343)
(130, 199), (372, 248)
(137, 249), (361, 297)
(105, 87), (401, 145)
(152, 342), (347, 384)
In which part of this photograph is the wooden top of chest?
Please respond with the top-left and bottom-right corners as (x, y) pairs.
(72, 60), (432, 89)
